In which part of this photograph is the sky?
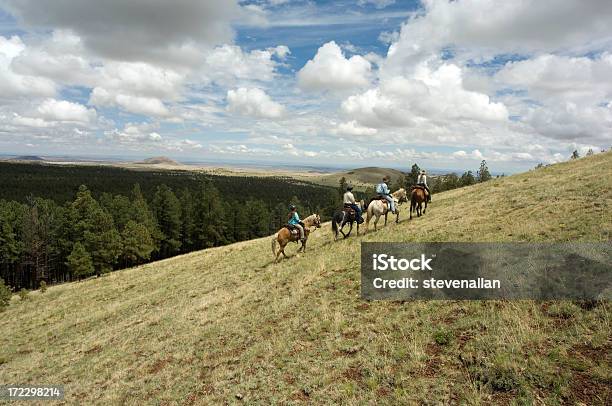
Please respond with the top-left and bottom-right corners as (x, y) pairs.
(0, 0), (611, 172)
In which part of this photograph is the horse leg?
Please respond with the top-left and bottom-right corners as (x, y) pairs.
(396, 210), (400, 223)
(384, 212), (388, 226)
(339, 221), (347, 238)
(374, 215), (379, 231)
(423, 200), (427, 214)
(275, 242), (283, 262)
(345, 221), (353, 238)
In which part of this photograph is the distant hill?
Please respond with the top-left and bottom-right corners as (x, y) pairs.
(10, 155), (44, 161)
(308, 166), (406, 190)
(136, 156), (180, 166)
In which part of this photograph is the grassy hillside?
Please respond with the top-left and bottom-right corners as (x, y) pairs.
(1, 153), (610, 405)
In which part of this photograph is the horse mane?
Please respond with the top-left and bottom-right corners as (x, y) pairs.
(392, 188), (407, 202)
(302, 214), (318, 224)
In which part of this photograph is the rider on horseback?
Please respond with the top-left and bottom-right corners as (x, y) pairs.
(343, 185), (364, 224)
(288, 204), (305, 242)
(376, 176), (396, 214)
(417, 170), (431, 202)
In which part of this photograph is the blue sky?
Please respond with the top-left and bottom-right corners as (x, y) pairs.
(0, 0), (611, 172)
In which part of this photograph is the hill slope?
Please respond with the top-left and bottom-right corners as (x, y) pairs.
(1, 153), (611, 404)
(302, 166), (406, 190)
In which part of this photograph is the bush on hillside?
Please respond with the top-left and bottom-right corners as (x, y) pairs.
(0, 278), (11, 311)
(18, 288), (29, 301)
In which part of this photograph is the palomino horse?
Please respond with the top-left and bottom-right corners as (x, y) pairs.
(331, 200), (365, 240)
(271, 214), (321, 263)
(365, 188), (408, 232)
(410, 186), (428, 219)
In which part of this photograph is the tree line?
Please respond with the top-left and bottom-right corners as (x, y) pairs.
(0, 175), (338, 291)
(388, 160), (494, 194)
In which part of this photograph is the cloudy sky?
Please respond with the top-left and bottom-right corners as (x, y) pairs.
(1, 0), (611, 172)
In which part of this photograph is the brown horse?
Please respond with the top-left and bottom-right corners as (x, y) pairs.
(271, 214), (321, 263)
(410, 186), (428, 219)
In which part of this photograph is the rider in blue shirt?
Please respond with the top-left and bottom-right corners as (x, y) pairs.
(288, 205), (305, 241)
(376, 176), (396, 214)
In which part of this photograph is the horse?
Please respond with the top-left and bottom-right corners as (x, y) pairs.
(331, 200), (365, 240)
(271, 214), (321, 263)
(410, 186), (428, 219)
(365, 188), (408, 232)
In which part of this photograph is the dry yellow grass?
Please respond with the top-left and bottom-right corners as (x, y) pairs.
(1, 152), (611, 405)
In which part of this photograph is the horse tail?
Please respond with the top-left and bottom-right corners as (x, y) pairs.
(332, 215), (338, 234)
(271, 234), (277, 256)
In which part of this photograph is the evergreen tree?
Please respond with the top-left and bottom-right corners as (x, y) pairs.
(67, 242), (94, 278)
(100, 193), (132, 231)
(121, 220), (154, 266)
(83, 208), (122, 275)
(460, 170), (476, 186)
(338, 177), (347, 198)
(194, 182), (227, 248)
(152, 184), (182, 257)
(0, 277), (11, 311)
(131, 184), (162, 253)
(178, 189), (196, 251)
(271, 202), (288, 231)
(244, 199), (269, 239)
(392, 175), (406, 191)
(71, 185), (122, 275)
(477, 160), (492, 182)
(407, 164), (421, 186)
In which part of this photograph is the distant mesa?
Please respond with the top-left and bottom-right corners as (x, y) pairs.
(11, 155), (45, 161)
(136, 156), (180, 166)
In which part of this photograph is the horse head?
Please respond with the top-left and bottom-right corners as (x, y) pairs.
(304, 213), (321, 229)
(393, 188), (408, 204)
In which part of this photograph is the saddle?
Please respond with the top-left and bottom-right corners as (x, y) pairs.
(342, 204), (356, 215)
(284, 224), (302, 239)
(411, 185), (429, 195)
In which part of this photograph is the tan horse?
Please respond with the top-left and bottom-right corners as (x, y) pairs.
(410, 186), (428, 219)
(271, 214), (321, 263)
(365, 188), (407, 232)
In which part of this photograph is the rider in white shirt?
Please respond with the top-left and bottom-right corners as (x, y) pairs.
(343, 185), (364, 224)
(417, 170), (431, 202)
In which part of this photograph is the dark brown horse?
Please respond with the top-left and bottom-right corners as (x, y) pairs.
(410, 186), (428, 219)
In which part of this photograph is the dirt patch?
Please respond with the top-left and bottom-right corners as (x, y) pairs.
(569, 372), (611, 405)
(376, 386), (392, 397)
(342, 366), (365, 383)
(341, 330), (360, 339)
(148, 357), (173, 374)
(573, 342), (611, 363)
(421, 343), (442, 378)
(289, 388), (310, 402)
(84, 345), (102, 354)
(455, 330), (475, 349)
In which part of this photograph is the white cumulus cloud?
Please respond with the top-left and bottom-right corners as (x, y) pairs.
(227, 87), (285, 119)
(298, 41), (372, 92)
